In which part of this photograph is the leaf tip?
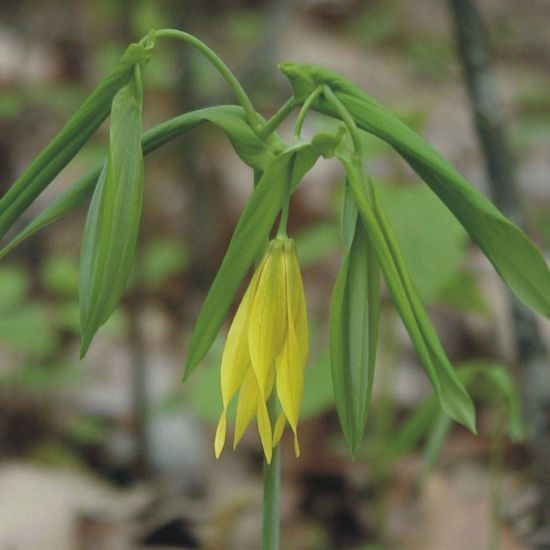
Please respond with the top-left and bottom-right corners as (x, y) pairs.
(79, 338), (91, 359)
(181, 355), (197, 383)
(457, 405), (477, 435)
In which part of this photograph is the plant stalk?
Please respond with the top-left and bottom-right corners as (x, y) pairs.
(259, 96), (296, 140)
(293, 86), (323, 141)
(277, 201), (289, 236)
(154, 29), (262, 133)
(261, 395), (280, 550)
(322, 85), (363, 154)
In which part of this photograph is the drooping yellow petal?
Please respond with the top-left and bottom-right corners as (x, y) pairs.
(275, 240), (307, 457)
(272, 412), (300, 457)
(257, 399), (273, 464)
(275, 312), (304, 438)
(284, 239), (309, 366)
(293, 433), (301, 457)
(233, 367), (275, 445)
(219, 265), (262, 408)
(248, 240), (287, 398)
(216, 252), (268, 460)
(233, 368), (259, 448)
(214, 410), (227, 458)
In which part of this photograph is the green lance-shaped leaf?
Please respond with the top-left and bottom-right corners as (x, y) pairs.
(329, 187), (380, 455)
(0, 105), (280, 261)
(79, 67), (145, 356)
(184, 132), (343, 380)
(0, 41), (154, 241)
(339, 152), (476, 432)
(279, 63), (550, 319)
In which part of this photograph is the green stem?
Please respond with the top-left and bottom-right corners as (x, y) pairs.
(293, 86), (323, 141)
(262, 395), (280, 550)
(324, 86), (419, 333)
(277, 200), (289, 236)
(322, 85), (363, 154)
(323, 85), (375, 206)
(259, 96), (297, 140)
(133, 63), (143, 100)
(153, 29), (262, 133)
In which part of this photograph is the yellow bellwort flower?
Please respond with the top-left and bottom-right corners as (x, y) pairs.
(214, 235), (308, 463)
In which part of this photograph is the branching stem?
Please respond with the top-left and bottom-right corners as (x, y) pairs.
(259, 96), (297, 140)
(153, 29), (262, 133)
(277, 200), (290, 236)
(322, 85), (363, 155)
(261, 395), (280, 550)
(293, 86), (323, 141)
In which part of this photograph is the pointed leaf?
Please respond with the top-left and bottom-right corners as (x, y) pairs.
(0, 41), (154, 240)
(329, 186), (380, 455)
(0, 106), (277, 260)
(0, 169), (99, 262)
(339, 153), (476, 432)
(374, 182), (468, 303)
(280, 63), (550, 318)
(79, 68), (145, 355)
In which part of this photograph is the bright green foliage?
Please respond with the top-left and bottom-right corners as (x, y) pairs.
(1, 30), (548, 463)
(0, 41), (154, 241)
(0, 106), (277, 261)
(329, 189), (380, 455)
(339, 153), (476, 432)
(79, 68), (146, 356)
(280, 62), (550, 319)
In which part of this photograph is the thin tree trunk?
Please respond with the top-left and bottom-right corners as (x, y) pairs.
(448, 1), (550, 546)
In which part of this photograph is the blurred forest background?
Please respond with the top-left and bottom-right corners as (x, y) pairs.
(1, 0), (550, 548)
